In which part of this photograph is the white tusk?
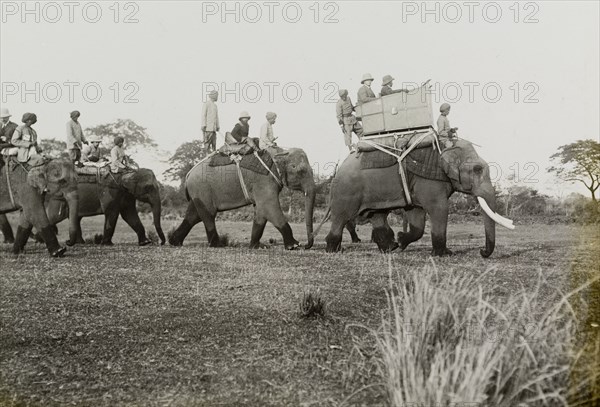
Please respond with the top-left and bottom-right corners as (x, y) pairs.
(477, 197), (515, 230)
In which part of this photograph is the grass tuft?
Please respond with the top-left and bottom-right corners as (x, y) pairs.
(369, 257), (600, 407)
(84, 234), (104, 245)
(299, 289), (326, 318)
(147, 230), (159, 244)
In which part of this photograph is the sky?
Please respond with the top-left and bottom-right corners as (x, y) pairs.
(1, 0), (598, 196)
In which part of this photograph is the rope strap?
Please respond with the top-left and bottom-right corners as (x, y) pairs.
(254, 151), (283, 188)
(229, 154), (251, 202)
(359, 130), (435, 206)
(185, 151), (218, 181)
(4, 165), (16, 208)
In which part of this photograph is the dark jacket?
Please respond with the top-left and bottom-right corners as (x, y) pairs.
(231, 122), (250, 143)
(0, 121), (18, 144)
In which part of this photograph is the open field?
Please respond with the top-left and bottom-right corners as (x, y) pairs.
(1, 214), (598, 406)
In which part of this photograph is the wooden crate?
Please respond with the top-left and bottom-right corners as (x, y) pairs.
(355, 85), (433, 135)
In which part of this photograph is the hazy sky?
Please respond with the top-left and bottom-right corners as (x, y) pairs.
(1, 1), (598, 196)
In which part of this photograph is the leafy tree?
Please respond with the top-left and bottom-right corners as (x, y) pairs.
(165, 140), (206, 185)
(39, 138), (69, 159)
(548, 139), (600, 201)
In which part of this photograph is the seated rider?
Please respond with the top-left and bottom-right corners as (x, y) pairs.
(109, 135), (130, 173)
(437, 103), (458, 148)
(380, 75), (409, 96)
(81, 135), (105, 165)
(11, 113), (42, 163)
(227, 111), (258, 149)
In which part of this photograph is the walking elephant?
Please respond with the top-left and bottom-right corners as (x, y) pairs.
(0, 158), (79, 256)
(325, 140), (513, 257)
(44, 168), (166, 246)
(169, 148), (316, 249)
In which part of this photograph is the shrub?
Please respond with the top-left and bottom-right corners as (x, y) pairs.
(299, 289), (326, 318)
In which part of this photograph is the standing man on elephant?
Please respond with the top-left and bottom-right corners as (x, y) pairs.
(66, 110), (87, 167)
(0, 108), (18, 149)
(336, 89), (363, 151)
(357, 73), (377, 105)
(380, 75), (409, 96)
(201, 90), (220, 153)
(11, 113), (42, 163)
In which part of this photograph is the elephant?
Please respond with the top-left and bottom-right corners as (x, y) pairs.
(44, 168), (166, 246)
(0, 158), (79, 256)
(0, 213), (14, 243)
(325, 139), (513, 257)
(169, 148), (316, 250)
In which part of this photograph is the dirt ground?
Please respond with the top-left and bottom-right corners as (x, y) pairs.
(1, 213), (598, 406)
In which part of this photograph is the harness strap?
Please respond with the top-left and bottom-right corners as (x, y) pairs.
(185, 151), (218, 181)
(254, 151), (283, 188)
(359, 130), (435, 206)
(4, 165), (15, 208)
(230, 154), (251, 203)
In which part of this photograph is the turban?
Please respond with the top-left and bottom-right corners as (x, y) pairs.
(266, 112), (277, 120)
(114, 135), (125, 145)
(208, 90), (218, 97)
(70, 110), (81, 119)
(22, 113), (37, 124)
(440, 103), (451, 112)
(339, 89), (348, 97)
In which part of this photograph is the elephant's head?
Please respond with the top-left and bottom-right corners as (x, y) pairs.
(28, 158), (80, 244)
(272, 148), (316, 249)
(121, 169), (166, 245)
(441, 140), (513, 258)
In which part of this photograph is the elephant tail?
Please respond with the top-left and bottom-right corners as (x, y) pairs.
(312, 206), (331, 239)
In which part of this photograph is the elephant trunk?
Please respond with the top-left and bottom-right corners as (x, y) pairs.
(150, 191), (166, 245)
(477, 191), (497, 258)
(65, 189), (80, 246)
(303, 183), (316, 249)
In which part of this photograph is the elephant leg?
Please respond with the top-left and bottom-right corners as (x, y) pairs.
(101, 210), (120, 245)
(75, 217), (85, 244)
(249, 211), (267, 249)
(371, 212), (398, 253)
(422, 199), (452, 256)
(0, 214), (15, 244)
(13, 215), (33, 254)
(326, 215), (350, 253)
(168, 201), (202, 246)
(256, 194), (298, 250)
(397, 208), (426, 251)
(120, 203), (151, 246)
(191, 199), (222, 247)
(345, 219), (361, 243)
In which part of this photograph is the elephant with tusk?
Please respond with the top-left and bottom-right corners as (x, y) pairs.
(324, 139), (514, 257)
(169, 147), (316, 250)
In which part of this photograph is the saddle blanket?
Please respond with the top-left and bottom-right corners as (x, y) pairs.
(209, 150), (275, 176)
(359, 150), (398, 170)
(405, 147), (450, 182)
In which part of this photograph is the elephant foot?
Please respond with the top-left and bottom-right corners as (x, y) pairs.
(351, 237), (362, 243)
(480, 248), (493, 258)
(169, 238), (183, 247)
(432, 247), (453, 257)
(249, 241), (267, 249)
(51, 246), (67, 258)
(284, 240), (300, 250)
(325, 233), (342, 253)
(66, 239), (75, 247)
(139, 239), (152, 246)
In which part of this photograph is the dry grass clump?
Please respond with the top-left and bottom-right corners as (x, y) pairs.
(147, 230), (159, 244)
(300, 289), (327, 318)
(84, 234), (103, 244)
(372, 258), (599, 406)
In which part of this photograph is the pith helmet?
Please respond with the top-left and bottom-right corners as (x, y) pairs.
(88, 134), (102, 143)
(440, 103), (451, 112)
(382, 75), (394, 86)
(239, 111), (251, 120)
(0, 108), (11, 118)
(361, 73), (374, 84)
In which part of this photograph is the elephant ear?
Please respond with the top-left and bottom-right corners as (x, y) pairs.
(27, 166), (47, 193)
(440, 147), (462, 183)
